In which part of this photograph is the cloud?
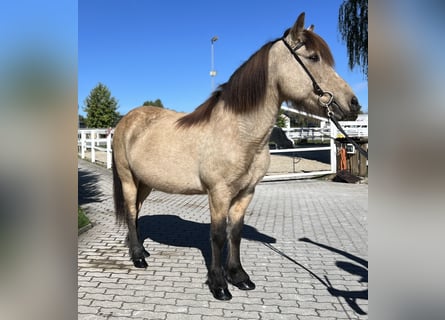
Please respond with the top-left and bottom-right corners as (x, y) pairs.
(353, 81), (368, 92)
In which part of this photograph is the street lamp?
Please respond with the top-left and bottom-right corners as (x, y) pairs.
(210, 36), (218, 90)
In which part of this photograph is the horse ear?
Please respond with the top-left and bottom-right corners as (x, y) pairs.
(307, 24), (314, 32)
(290, 12), (305, 41)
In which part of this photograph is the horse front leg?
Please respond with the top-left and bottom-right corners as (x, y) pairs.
(226, 190), (256, 291)
(207, 190), (232, 300)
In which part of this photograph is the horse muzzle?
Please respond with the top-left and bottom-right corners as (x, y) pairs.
(330, 95), (360, 121)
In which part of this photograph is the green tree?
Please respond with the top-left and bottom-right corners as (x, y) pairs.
(143, 99), (164, 108)
(338, 0), (368, 78)
(83, 83), (120, 128)
(78, 114), (86, 128)
(275, 109), (287, 128)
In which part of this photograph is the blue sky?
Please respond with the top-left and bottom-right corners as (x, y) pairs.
(79, 0), (368, 116)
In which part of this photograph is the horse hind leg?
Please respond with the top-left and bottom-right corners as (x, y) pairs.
(225, 190), (256, 291)
(122, 180), (150, 268)
(136, 183), (152, 258)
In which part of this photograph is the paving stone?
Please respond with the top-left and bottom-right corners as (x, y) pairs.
(132, 310), (167, 319)
(78, 159), (368, 319)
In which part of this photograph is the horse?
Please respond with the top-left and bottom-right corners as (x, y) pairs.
(112, 12), (360, 301)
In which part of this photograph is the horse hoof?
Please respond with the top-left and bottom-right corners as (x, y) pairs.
(231, 279), (256, 290)
(133, 258), (148, 268)
(211, 287), (232, 301)
(143, 249), (150, 257)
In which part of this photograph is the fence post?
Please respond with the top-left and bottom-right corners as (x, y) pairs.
(96, 131), (100, 147)
(106, 132), (112, 169)
(330, 120), (337, 173)
(91, 130), (96, 163)
(80, 131), (86, 159)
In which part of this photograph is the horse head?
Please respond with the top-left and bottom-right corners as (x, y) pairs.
(272, 12), (361, 120)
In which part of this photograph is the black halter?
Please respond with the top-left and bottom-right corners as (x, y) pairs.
(281, 38), (368, 159)
(281, 39), (324, 96)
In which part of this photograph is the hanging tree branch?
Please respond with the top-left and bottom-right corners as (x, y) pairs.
(338, 0), (368, 78)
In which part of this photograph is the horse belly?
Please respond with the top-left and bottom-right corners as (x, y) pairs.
(130, 147), (206, 195)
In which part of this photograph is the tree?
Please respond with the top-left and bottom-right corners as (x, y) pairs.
(83, 83), (120, 128)
(338, 0), (368, 78)
(78, 114), (86, 128)
(275, 109), (287, 128)
(143, 99), (164, 108)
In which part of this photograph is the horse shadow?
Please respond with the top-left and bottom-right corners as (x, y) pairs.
(264, 237), (367, 315)
(137, 214), (276, 270)
(299, 237), (368, 315)
(78, 168), (103, 205)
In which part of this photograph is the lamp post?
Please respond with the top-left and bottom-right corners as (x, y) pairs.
(210, 36), (218, 90)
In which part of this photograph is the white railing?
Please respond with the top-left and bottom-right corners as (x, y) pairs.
(78, 128), (113, 169)
(77, 119), (365, 180)
(263, 122), (337, 181)
(283, 122), (367, 141)
(335, 121), (368, 138)
(283, 127), (331, 142)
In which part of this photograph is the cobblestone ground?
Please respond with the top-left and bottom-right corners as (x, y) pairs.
(78, 159), (368, 319)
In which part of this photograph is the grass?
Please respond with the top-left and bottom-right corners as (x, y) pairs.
(78, 207), (90, 229)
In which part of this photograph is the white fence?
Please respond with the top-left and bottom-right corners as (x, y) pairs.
(283, 127), (331, 142)
(78, 125), (335, 180)
(77, 119), (367, 180)
(333, 121), (368, 139)
(283, 122), (367, 141)
(263, 122), (337, 181)
(78, 129), (113, 169)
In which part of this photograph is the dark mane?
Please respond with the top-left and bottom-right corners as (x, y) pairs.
(223, 41), (276, 114)
(176, 29), (334, 128)
(176, 88), (223, 128)
(176, 40), (277, 128)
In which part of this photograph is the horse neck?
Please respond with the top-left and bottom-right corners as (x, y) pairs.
(236, 88), (281, 148)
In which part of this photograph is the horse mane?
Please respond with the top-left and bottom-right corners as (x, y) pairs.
(176, 40), (277, 128)
(176, 29), (334, 128)
(176, 87), (223, 128)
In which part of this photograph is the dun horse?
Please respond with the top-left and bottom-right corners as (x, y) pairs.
(112, 12), (360, 300)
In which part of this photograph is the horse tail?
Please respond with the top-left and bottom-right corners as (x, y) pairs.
(112, 150), (127, 225)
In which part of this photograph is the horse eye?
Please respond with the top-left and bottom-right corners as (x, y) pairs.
(309, 54), (320, 62)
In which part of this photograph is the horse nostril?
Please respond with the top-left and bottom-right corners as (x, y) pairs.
(351, 96), (360, 111)
(351, 96), (358, 106)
